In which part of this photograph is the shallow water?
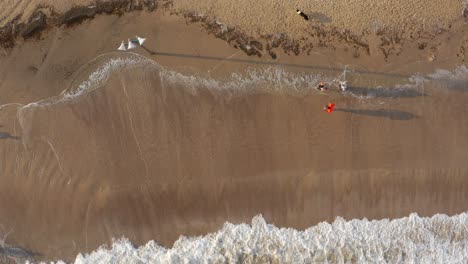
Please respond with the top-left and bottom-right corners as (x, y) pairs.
(1, 53), (468, 262)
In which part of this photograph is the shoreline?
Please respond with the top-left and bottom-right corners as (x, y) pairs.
(1, 1), (468, 67)
(0, 0), (168, 48)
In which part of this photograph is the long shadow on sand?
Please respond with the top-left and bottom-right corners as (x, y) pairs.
(334, 108), (418, 120)
(346, 86), (426, 98)
(140, 46), (410, 79)
(435, 79), (468, 92)
(306, 12), (332, 23)
(0, 131), (20, 140)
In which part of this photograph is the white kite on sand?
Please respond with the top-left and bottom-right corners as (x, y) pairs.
(127, 38), (137, 50)
(117, 36), (147, 51)
(117, 41), (126, 51)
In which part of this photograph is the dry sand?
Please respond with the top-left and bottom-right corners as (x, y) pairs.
(0, 1), (468, 263)
(1, 0), (464, 36)
(0, 0), (95, 26)
(174, 0), (463, 37)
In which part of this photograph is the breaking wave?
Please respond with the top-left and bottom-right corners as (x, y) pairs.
(46, 213), (468, 264)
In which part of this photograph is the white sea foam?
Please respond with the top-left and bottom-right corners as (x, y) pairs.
(160, 66), (331, 97)
(42, 213), (468, 264)
(427, 65), (468, 81)
(19, 52), (457, 112)
(16, 53), (155, 114)
(424, 65), (468, 92)
(19, 53), (335, 113)
(343, 65), (468, 100)
(387, 65), (468, 94)
(62, 57), (153, 101)
(14, 54), (468, 113)
(342, 72), (427, 100)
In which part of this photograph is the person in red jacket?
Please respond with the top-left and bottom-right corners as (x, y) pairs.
(324, 103), (335, 113)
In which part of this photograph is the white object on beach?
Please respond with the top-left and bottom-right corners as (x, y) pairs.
(339, 81), (348, 92)
(117, 41), (127, 51)
(127, 39), (137, 50)
(136, 36), (146, 46)
(117, 36), (146, 51)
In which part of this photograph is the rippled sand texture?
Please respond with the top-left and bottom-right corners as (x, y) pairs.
(1, 50), (468, 260)
(173, 0), (463, 37)
(1, 0), (463, 36)
(0, 0), (94, 27)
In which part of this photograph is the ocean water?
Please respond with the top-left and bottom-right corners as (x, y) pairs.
(6, 53), (468, 263)
(14, 52), (433, 110)
(47, 213), (468, 264)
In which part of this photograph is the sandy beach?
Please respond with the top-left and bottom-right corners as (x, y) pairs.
(1, 0), (468, 262)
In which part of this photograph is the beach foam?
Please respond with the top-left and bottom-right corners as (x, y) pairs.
(426, 65), (468, 92)
(18, 52), (429, 109)
(67, 54), (458, 102)
(21, 52), (468, 113)
(427, 65), (468, 81)
(160, 66), (331, 97)
(63, 57), (153, 101)
(43, 213), (468, 264)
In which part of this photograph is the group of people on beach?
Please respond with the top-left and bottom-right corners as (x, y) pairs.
(317, 80), (347, 113)
(317, 80), (347, 93)
(295, 8), (346, 114)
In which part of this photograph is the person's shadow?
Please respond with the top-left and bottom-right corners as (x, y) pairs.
(0, 131), (20, 140)
(346, 86), (426, 98)
(306, 12), (332, 23)
(141, 46), (156, 55)
(334, 108), (418, 120)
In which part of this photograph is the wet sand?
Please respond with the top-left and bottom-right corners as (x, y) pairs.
(0, 7), (468, 263)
